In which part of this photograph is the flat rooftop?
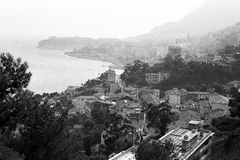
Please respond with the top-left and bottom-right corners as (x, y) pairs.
(109, 146), (137, 160)
(159, 127), (214, 159)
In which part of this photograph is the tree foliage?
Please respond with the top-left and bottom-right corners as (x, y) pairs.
(229, 93), (240, 118)
(0, 53), (32, 100)
(103, 114), (134, 156)
(120, 51), (240, 93)
(143, 103), (173, 136)
(0, 53), (86, 160)
(135, 138), (174, 160)
(91, 107), (107, 124)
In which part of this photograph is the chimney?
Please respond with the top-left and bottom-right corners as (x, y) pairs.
(188, 120), (200, 130)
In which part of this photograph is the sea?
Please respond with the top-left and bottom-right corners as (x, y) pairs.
(0, 37), (123, 94)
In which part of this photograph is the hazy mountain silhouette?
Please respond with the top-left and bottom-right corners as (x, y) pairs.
(127, 0), (240, 41)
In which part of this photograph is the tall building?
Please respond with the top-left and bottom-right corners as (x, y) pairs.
(107, 67), (116, 84)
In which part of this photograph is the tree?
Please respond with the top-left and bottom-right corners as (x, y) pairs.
(0, 53), (87, 160)
(0, 53), (32, 100)
(103, 114), (134, 156)
(135, 138), (174, 160)
(185, 84), (196, 92)
(229, 93), (240, 118)
(0, 143), (24, 160)
(143, 103), (173, 136)
(200, 84), (208, 92)
(91, 107), (107, 124)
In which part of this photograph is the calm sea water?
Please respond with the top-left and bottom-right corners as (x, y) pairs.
(0, 38), (123, 94)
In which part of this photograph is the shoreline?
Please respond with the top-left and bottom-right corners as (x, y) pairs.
(64, 52), (124, 70)
(37, 46), (124, 70)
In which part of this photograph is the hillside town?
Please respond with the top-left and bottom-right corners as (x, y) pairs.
(2, 22), (240, 160)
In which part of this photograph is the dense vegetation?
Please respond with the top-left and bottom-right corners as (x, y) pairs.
(135, 138), (175, 160)
(141, 102), (173, 137)
(121, 54), (240, 92)
(210, 93), (240, 160)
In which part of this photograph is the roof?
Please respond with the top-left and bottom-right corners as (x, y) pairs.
(141, 93), (160, 106)
(92, 100), (114, 105)
(66, 86), (77, 91)
(74, 95), (98, 100)
(188, 120), (200, 125)
(187, 92), (210, 95)
(165, 88), (181, 95)
(227, 80), (240, 86)
(159, 127), (214, 160)
(109, 146), (137, 160)
(209, 93), (230, 104)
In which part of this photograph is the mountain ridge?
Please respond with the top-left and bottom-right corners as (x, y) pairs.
(127, 0), (240, 42)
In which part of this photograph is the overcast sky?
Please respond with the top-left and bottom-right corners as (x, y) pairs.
(0, 0), (203, 39)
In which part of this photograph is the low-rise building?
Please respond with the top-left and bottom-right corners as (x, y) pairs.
(223, 80), (240, 92)
(145, 72), (171, 84)
(187, 92), (210, 101)
(165, 88), (181, 105)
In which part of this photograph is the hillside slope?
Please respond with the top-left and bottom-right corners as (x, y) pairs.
(127, 0), (240, 42)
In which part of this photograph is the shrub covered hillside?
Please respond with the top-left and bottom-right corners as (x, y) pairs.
(211, 93), (240, 160)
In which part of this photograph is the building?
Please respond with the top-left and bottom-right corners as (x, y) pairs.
(65, 85), (78, 94)
(141, 93), (161, 106)
(145, 72), (170, 84)
(223, 80), (240, 92)
(165, 88), (181, 105)
(107, 68), (116, 84)
(187, 92), (210, 101)
(159, 122), (214, 160)
(109, 121), (214, 160)
(209, 93), (230, 111)
(85, 100), (114, 117)
(72, 96), (98, 110)
(168, 46), (182, 59)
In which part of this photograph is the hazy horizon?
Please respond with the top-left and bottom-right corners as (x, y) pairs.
(0, 0), (204, 40)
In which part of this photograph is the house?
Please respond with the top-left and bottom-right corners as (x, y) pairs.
(209, 93), (230, 111)
(85, 100), (114, 117)
(72, 96), (99, 113)
(141, 93), (160, 106)
(187, 92), (210, 101)
(165, 88), (181, 105)
(223, 80), (240, 92)
(110, 83), (120, 93)
(179, 89), (187, 103)
(145, 72), (170, 84)
(65, 85), (78, 94)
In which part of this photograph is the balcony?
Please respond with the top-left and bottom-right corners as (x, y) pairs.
(199, 142), (210, 154)
(200, 152), (210, 160)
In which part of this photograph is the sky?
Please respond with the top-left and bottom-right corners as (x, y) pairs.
(0, 0), (203, 39)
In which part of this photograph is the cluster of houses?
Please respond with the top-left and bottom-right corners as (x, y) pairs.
(64, 68), (240, 158)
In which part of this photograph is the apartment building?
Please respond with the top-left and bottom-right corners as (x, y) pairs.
(159, 121), (214, 160)
(109, 120), (214, 160)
